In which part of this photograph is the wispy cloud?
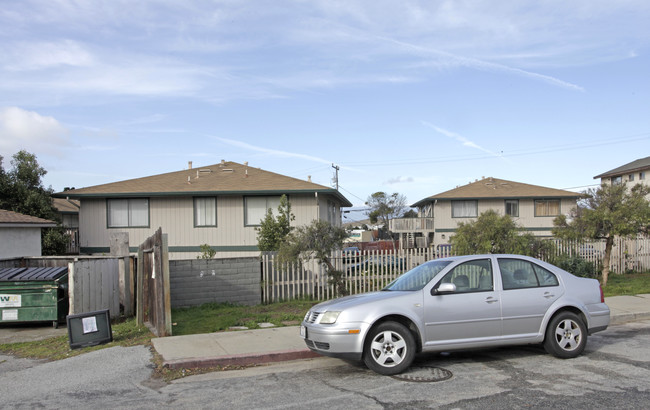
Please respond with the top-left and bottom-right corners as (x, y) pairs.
(4, 0), (622, 107)
(209, 135), (335, 166)
(385, 176), (414, 185)
(421, 121), (505, 159)
(2, 40), (94, 71)
(378, 36), (585, 92)
(120, 114), (165, 125)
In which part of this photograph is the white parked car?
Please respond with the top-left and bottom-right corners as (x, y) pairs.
(301, 254), (610, 375)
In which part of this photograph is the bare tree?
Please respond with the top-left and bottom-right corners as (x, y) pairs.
(365, 191), (408, 236)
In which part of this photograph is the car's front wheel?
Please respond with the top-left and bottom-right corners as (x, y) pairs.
(363, 321), (415, 375)
(544, 311), (587, 358)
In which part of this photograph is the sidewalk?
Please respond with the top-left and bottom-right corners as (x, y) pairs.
(151, 294), (650, 370)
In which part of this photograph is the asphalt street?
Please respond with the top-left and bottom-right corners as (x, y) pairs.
(1, 320), (649, 409)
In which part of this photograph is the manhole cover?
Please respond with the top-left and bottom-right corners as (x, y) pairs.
(392, 366), (453, 383)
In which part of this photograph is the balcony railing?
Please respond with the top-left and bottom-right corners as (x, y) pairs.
(65, 228), (79, 254)
(389, 217), (435, 233)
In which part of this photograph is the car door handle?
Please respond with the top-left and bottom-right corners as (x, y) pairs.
(543, 292), (555, 299)
(485, 297), (499, 304)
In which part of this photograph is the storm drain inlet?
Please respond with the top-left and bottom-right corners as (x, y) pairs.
(391, 366), (453, 383)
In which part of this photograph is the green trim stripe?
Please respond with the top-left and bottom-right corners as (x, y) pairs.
(436, 227), (554, 233)
(81, 245), (260, 254)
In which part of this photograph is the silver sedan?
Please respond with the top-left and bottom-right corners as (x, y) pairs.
(300, 254), (610, 375)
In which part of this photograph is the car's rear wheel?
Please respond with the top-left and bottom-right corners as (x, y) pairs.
(363, 321), (415, 375)
(544, 311), (587, 358)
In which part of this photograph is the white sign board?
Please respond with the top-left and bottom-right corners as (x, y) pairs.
(2, 309), (18, 321)
(0, 294), (21, 308)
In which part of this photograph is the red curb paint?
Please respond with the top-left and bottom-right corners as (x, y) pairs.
(164, 349), (321, 370)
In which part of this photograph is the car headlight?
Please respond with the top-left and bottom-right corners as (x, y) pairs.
(319, 311), (341, 324)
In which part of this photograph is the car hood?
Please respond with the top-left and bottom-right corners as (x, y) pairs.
(312, 290), (411, 312)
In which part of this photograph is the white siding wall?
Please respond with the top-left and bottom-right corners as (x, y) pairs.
(0, 227), (42, 258)
(432, 198), (577, 245)
(290, 195), (319, 224)
(79, 198), (107, 250)
(316, 195), (341, 226)
(79, 193), (338, 258)
(600, 172), (650, 195)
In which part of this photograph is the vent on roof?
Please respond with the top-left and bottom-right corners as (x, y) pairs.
(194, 168), (214, 179)
(222, 169), (234, 173)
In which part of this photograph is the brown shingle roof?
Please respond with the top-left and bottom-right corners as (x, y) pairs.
(53, 161), (352, 206)
(593, 156), (650, 179)
(412, 177), (580, 207)
(0, 209), (56, 226)
(52, 198), (80, 214)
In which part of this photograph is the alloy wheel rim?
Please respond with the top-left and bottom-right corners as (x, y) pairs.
(555, 319), (582, 351)
(370, 330), (407, 367)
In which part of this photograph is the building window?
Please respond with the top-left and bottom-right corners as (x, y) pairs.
(612, 176), (622, 185)
(194, 197), (217, 227)
(629, 174), (635, 182)
(505, 200), (519, 217)
(107, 199), (149, 228)
(534, 199), (560, 217)
(327, 200), (338, 224)
(640, 172), (646, 180)
(452, 200), (478, 218)
(245, 196), (281, 226)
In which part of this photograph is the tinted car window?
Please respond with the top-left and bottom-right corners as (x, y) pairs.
(436, 259), (493, 293)
(532, 264), (559, 287)
(385, 259), (452, 291)
(498, 258), (558, 290)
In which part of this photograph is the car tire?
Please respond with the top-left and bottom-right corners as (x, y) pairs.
(363, 321), (416, 375)
(544, 311), (587, 359)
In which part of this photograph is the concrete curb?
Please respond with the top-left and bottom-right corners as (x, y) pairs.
(163, 348), (320, 369)
(162, 312), (650, 370)
(610, 312), (650, 325)
(152, 295), (650, 371)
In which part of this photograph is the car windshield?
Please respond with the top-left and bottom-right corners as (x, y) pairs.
(384, 259), (453, 291)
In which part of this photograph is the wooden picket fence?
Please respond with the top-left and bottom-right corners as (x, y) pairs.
(261, 237), (650, 303)
(261, 247), (447, 303)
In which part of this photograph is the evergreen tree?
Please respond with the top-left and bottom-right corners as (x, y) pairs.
(0, 150), (69, 255)
(553, 183), (650, 285)
(256, 195), (294, 251)
(450, 210), (554, 257)
(277, 220), (349, 296)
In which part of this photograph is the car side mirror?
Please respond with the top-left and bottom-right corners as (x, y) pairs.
(432, 282), (456, 295)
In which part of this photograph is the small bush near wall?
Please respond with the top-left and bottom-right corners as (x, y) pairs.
(169, 257), (261, 308)
(552, 255), (600, 278)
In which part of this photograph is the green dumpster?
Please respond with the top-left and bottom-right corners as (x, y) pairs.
(0, 267), (69, 328)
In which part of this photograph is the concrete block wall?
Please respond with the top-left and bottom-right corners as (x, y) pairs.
(169, 257), (261, 308)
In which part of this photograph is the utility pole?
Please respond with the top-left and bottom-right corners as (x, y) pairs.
(331, 163), (340, 190)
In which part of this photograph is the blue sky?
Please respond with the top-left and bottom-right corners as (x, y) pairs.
(1, 1), (649, 223)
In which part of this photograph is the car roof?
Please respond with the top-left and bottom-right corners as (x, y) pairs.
(435, 254), (539, 262)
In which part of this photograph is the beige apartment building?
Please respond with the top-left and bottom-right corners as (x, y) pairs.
(54, 161), (351, 259)
(390, 177), (580, 249)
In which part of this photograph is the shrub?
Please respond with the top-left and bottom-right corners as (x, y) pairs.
(552, 255), (599, 278)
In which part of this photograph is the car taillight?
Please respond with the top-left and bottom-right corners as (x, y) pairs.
(599, 284), (605, 303)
